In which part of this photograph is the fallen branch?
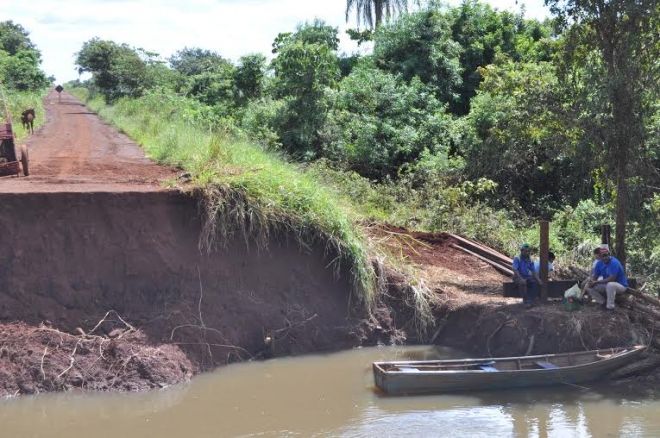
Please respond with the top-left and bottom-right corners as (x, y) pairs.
(170, 342), (253, 359)
(525, 334), (536, 356)
(57, 339), (82, 379)
(40, 347), (48, 381)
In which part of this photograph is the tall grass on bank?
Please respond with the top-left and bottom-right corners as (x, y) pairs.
(72, 89), (376, 306)
(1, 89), (46, 140)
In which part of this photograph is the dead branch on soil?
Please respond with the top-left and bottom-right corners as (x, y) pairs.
(272, 313), (319, 337)
(40, 346), (48, 381)
(57, 339), (82, 379)
(525, 334), (536, 356)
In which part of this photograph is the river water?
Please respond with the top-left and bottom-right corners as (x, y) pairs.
(1, 346), (659, 437)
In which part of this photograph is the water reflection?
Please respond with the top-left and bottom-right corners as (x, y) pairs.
(0, 346), (658, 438)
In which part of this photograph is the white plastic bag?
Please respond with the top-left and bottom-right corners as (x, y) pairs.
(564, 283), (582, 299)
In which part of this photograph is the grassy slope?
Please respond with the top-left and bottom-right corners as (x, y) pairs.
(3, 90), (46, 140)
(71, 89), (376, 305)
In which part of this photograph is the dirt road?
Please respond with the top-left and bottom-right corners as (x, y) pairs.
(0, 91), (176, 192)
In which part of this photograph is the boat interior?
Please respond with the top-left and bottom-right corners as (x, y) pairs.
(377, 347), (633, 373)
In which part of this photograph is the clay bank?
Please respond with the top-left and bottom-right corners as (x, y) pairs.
(0, 92), (658, 398)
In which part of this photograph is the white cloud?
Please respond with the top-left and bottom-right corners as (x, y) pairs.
(0, 0), (550, 84)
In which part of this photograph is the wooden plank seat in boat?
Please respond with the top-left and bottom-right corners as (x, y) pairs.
(535, 361), (559, 370)
(479, 365), (498, 372)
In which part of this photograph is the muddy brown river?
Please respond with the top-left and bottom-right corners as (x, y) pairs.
(1, 346), (658, 437)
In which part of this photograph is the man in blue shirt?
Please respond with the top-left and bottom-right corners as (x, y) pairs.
(533, 251), (555, 278)
(585, 248), (628, 310)
(512, 243), (543, 308)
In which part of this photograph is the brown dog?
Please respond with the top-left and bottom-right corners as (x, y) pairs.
(21, 109), (35, 134)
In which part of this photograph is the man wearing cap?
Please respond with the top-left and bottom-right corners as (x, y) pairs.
(512, 243), (543, 308)
(585, 248), (628, 310)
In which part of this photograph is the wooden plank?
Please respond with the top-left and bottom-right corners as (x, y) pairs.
(447, 233), (513, 265)
(449, 243), (513, 276)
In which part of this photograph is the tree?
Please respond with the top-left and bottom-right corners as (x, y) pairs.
(234, 54), (267, 103)
(447, 1), (555, 114)
(0, 21), (49, 91)
(346, 0), (409, 29)
(0, 21), (37, 56)
(545, 0), (659, 266)
(325, 60), (452, 178)
(271, 22), (340, 157)
(168, 47), (228, 76)
(459, 61), (585, 215)
(76, 38), (148, 101)
(373, 9), (463, 105)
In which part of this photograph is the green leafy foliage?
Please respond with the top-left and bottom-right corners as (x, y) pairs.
(324, 60), (452, 178)
(271, 21), (340, 158)
(0, 21), (49, 91)
(75, 38), (148, 101)
(373, 10), (462, 105)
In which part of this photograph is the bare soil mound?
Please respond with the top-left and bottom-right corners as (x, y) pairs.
(0, 319), (193, 396)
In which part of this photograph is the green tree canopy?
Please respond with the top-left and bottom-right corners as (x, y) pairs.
(0, 21), (48, 91)
(271, 21), (340, 157)
(76, 38), (148, 101)
(373, 9), (463, 105)
(326, 60), (452, 179)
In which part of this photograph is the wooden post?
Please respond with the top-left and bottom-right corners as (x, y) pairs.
(601, 224), (611, 248)
(539, 221), (549, 302)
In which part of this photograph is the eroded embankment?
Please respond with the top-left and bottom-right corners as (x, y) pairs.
(0, 190), (378, 395)
(0, 191), (657, 396)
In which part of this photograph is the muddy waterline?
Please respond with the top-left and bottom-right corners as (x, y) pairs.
(2, 346), (658, 437)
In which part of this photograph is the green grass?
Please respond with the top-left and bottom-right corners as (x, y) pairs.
(2, 89), (47, 140)
(71, 89), (376, 306)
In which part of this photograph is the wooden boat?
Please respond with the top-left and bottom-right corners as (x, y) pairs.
(373, 345), (646, 395)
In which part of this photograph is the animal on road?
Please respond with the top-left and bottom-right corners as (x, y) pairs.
(21, 109), (35, 134)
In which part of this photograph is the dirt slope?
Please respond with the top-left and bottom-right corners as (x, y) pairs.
(0, 91), (176, 193)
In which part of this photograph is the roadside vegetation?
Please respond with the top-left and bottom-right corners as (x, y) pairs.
(0, 21), (49, 139)
(0, 0), (646, 304)
(68, 0), (658, 295)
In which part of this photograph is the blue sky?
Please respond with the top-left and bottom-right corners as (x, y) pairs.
(0, 0), (551, 83)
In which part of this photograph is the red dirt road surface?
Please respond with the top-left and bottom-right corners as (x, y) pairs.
(0, 91), (176, 192)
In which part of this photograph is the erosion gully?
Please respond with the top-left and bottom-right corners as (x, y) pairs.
(2, 346), (659, 438)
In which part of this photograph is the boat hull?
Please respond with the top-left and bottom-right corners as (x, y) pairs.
(373, 346), (646, 395)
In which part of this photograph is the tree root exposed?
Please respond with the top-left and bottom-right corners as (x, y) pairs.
(0, 311), (194, 397)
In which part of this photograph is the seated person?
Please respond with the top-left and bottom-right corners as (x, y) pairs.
(533, 251), (555, 279)
(585, 248), (628, 310)
(512, 243), (543, 308)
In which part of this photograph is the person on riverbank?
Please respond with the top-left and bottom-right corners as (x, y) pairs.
(512, 243), (543, 308)
(534, 251), (555, 279)
(584, 248), (628, 310)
